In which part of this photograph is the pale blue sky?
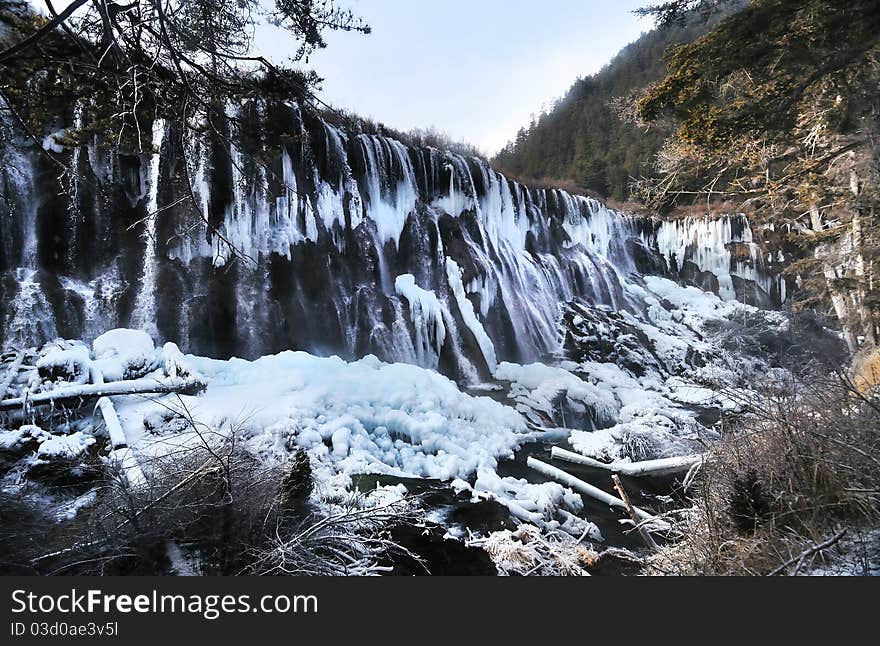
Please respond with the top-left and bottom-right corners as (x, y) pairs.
(36, 1), (655, 154)
(260, 0), (654, 154)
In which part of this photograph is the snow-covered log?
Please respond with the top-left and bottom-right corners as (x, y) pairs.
(109, 447), (147, 488)
(91, 368), (147, 487)
(550, 447), (702, 477)
(0, 351), (25, 401)
(96, 397), (126, 449)
(0, 376), (206, 410)
(527, 456), (654, 521)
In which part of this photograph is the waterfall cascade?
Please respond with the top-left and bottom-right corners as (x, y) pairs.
(0, 101), (786, 380)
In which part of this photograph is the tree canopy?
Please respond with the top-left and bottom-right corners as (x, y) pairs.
(0, 0), (369, 151)
(491, 14), (716, 201)
(635, 0), (880, 350)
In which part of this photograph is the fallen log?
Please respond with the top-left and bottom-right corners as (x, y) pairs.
(551, 446), (702, 477)
(0, 376), (206, 410)
(109, 447), (147, 488)
(90, 367), (147, 488)
(0, 350), (25, 401)
(96, 397), (127, 449)
(527, 456), (654, 521)
(612, 474), (660, 552)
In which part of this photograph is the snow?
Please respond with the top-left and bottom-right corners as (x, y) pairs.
(0, 237), (789, 552)
(41, 129), (68, 154)
(36, 343), (91, 383)
(496, 361), (619, 425)
(491, 273), (769, 465)
(92, 328), (157, 381)
(55, 490), (98, 522)
(36, 431), (96, 461)
(0, 424), (49, 451)
(117, 351), (528, 492)
(473, 467), (584, 528)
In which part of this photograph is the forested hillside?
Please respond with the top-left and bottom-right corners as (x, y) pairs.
(492, 17), (712, 200)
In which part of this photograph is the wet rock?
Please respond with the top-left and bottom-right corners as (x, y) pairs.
(562, 301), (669, 377)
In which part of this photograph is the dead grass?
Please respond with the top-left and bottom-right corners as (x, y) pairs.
(649, 368), (880, 575)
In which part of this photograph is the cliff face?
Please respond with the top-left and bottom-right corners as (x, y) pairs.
(0, 100), (786, 381)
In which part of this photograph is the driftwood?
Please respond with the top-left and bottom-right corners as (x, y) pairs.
(612, 474), (660, 551)
(551, 447), (702, 477)
(0, 376), (206, 410)
(0, 350), (25, 402)
(527, 456), (654, 521)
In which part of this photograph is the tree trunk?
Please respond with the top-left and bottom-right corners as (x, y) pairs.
(850, 170), (876, 347)
(812, 202), (859, 352)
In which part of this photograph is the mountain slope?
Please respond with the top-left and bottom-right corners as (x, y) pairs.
(492, 19), (713, 201)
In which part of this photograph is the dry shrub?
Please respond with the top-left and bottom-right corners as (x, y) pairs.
(245, 494), (424, 576)
(480, 524), (597, 576)
(27, 433), (293, 575)
(27, 422), (419, 576)
(0, 492), (49, 574)
(653, 369), (880, 575)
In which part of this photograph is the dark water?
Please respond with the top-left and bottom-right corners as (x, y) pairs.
(353, 431), (687, 575)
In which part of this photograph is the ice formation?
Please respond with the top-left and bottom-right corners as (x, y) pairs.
(0, 98), (792, 550)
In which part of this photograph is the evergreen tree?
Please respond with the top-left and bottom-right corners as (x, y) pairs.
(636, 0), (880, 351)
(492, 16), (715, 200)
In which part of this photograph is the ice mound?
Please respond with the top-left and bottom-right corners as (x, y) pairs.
(119, 351), (529, 490)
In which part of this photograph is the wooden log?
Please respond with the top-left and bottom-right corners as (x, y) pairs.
(0, 351), (25, 402)
(96, 397), (127, 449)
(109, 447), (147, 488)
(612, 474), (660, 551)
(551, 446), (702, 477)
(97, 395), (148, 486)
(0, 376), (206, 410)
(527, 456), (654, 521)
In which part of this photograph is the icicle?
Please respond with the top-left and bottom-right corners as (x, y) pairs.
(131, 118), (165, 338)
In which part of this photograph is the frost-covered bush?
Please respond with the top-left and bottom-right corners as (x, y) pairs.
(652, 370), (880, 576)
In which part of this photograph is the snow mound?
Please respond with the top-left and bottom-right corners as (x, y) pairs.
(92, 328), (158, 381)
(0, 425), (50, 452)
(36, 431), (96, 461)
(36, 343), (91, 384)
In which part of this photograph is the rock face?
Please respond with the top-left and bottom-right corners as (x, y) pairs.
(0, 100), (786, 381)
